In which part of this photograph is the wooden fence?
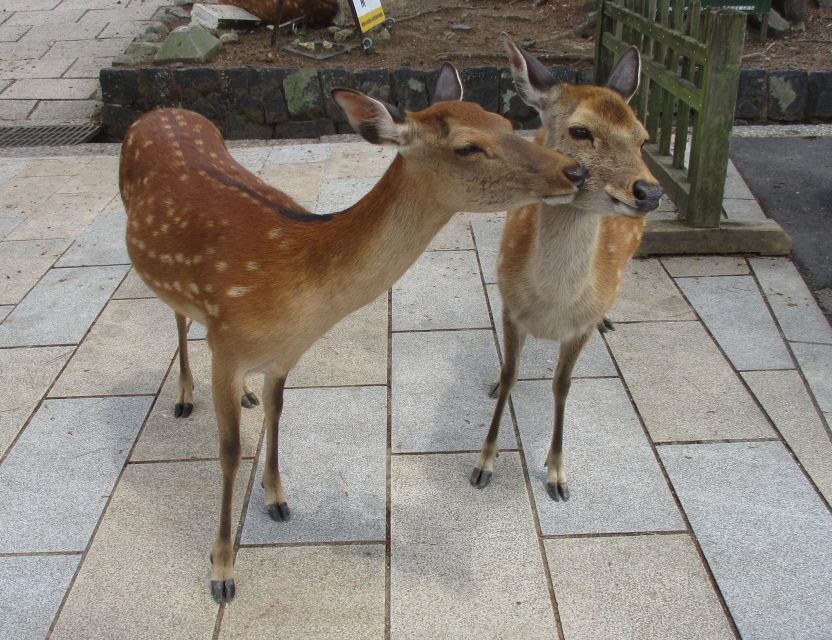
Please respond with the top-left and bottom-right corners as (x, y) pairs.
(594, 0), (746, 229)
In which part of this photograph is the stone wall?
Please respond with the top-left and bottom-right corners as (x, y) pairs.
(100, 65), (832, 141)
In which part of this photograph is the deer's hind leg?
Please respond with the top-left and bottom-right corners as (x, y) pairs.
(261, 372), (289, 521)
(209, 352), (244, 604)
(472, 310), (526, 488)
(174, 313), (194, 418)
(545, 330), (591, 501)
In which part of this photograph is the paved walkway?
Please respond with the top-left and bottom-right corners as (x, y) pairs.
(0, 0), (168, 126)
(0, 139), (830, 640)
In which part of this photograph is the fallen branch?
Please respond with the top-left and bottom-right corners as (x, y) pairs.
(398, 4), (473, 24)
(435, 50), (593, 62)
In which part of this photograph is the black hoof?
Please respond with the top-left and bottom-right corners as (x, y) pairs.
(545, 481), (570, 501)
(598, 317), (616, 334)
(241, 392), (260, 409)
(174, 402), (193, 418)
(470, 467), (492, 488)
(488, 382), (500, 399)
(267, 502), (290, 522)
(210, 578), (236, 604)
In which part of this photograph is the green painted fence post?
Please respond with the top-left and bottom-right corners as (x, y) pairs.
(684, 9), (745, 228)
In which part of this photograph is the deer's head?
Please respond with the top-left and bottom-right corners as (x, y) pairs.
(503, 35), (663, 216)
(332, 63), (585, 214)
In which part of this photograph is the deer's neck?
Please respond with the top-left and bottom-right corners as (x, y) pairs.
(315, 154), (453, 308)
(531, 204), (600, 301)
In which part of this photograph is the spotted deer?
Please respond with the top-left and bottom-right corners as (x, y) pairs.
(470, 37), (664, 500)
(120, 63), (586, 603)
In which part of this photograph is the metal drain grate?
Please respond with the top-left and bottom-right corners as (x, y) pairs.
(0, 124), (101, 147)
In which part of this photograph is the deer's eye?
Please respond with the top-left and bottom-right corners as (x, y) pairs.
(568, 127), (593, 143)
(455, 144), (484, 156)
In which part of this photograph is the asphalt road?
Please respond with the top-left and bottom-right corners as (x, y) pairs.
(730, 135), (832, 318)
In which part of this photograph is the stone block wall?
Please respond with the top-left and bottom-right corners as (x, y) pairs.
(100, 65), (832, 141)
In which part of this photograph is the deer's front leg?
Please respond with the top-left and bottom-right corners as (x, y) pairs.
(209, 357), (243, 604)
(545, 331), (590, 501)
(262, 373), (289, 521)
(472, 310), (526, 488)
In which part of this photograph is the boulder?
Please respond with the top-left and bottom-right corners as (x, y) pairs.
(154, 24), (223, 64)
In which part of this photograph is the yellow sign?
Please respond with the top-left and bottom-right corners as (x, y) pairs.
(350, 0), (385, 33)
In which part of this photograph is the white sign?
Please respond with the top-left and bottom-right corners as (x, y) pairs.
(349, 0), (385, 33)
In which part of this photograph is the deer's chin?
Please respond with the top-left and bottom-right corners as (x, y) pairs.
(610, 196), (646, 218)
(542, 193), (576, 206)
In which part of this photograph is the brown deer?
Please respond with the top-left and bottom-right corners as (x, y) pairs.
(470, 37), (663, 501)
(120, 64), (586, 603)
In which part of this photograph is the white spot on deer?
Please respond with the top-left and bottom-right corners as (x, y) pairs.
(173, 281), (182, 292)
(268, 228), (282, 240)
(162, 282), (172, 290)
(189, 283), (200, 295)
(226, 286), (253, 298)
(215, 261), (228, 272)
(205, 247), (216, 255)
(148, 250), (157, 258)
(179, 174), (189, 182)
(143, 141), (153, 148)
(145, 214), (154, 225)
(137, 239), (146, 250)
(204, 283), (214, 293)
(130, 220), (139, 230)
(192, 255), (203, 265)
(175, 253), (184, 263)
(246, 261), (259, 271)
(160, 254), (173, 265)
(206, 303), (220, 317)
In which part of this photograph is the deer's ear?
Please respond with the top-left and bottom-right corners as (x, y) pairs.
(606, 46), (641, 103)
(501, 32), (556, 111)
(332, 88), (406, 146)
(431, 62), (464, 104)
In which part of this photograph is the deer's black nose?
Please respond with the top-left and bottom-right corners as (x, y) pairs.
(633, 180), (663, 211)
(564, 164), (588, 188)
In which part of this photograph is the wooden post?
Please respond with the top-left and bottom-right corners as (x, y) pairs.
(684, 9), (745, 228)
(593, 0), (609, 84)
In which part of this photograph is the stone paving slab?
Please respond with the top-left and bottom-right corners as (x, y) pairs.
(742, 369), (832, 504)
(512, 378), (683, 535)
(677, 275), (794, 371)
(659, 442), (832, 640)
(0, 395), (151, 553)
(0, 554), (80, 640)
(750, 257), (832, 344)
(661, 255), (749, 277)
(259, 161), (324, 203)
(219, 545), (385, 639)
(1, 77), (97, 100)
(315, 177), (377, 214)
(268, 143), (331, 165)
(242, 386), (386, 544)
(50, 297), (177, 396)
(393, 250), (490, 331)
(391, 452), (556, 640)
(0, 237), (70, 304)
(790, 342), (832, 414)
(112, 266), (154, 299)
(0, 215), (20, 237)
(6, 191), (114, 241)
(51, 460), (252, 640)
(0, 264), (126, 346)
(611, 258), (696, 322)
(55, 210), (127, 267)
(605, 321), (773, 442)
(0, 174), (67, 218)
(130, 340), (263, 462)
(29, 99), (98, 123)
(428, 212), (476, 251)
(289, 293), (387, 388)
(0, 57), (74, 79)
(487, 284), (617, 380)
(470, 216), (504, 284)
(0, 304), (10, 321)
(545, 534), (733, 640)
(392, 330), (511, 453)
(0, 344), (72, 457)
(326, 144), (395, 179)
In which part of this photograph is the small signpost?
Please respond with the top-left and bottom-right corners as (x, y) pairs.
(700, 0), (773, 37)
(347, 0), (387, 33)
